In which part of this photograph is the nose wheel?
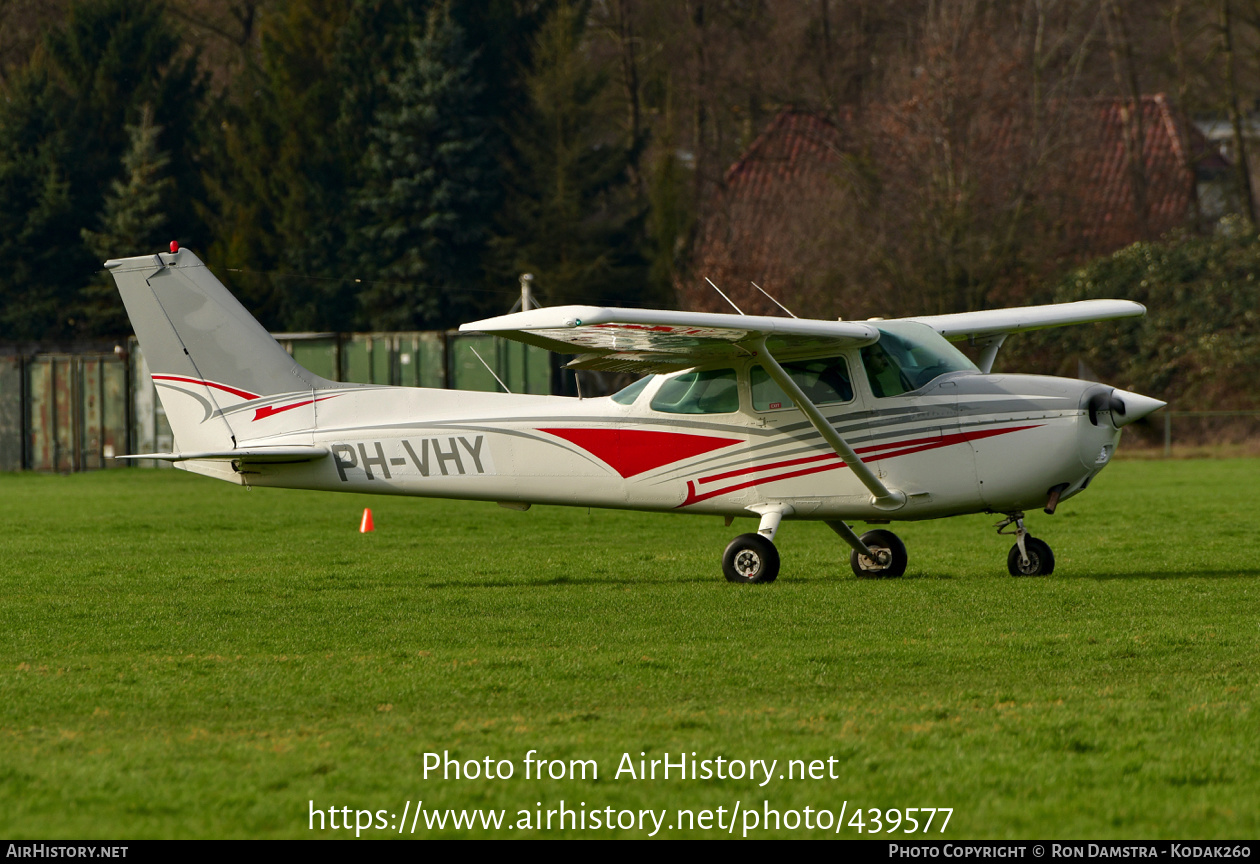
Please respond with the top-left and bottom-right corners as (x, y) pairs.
(1007, 536), (1054, 576)
(996, 513), (1055, 576)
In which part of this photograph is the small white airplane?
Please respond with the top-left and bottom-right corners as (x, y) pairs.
(107, 246), (1164, 583)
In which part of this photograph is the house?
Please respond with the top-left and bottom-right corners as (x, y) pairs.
(683, 97), (1231, 317)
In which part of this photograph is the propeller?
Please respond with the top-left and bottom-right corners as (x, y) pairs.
(1109, 389), (1166, 427)
(1089, 388), (1165, 427)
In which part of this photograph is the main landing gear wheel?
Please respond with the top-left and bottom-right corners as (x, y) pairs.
(1007, 536), (1055, 576)
(850, 529), (907, 579)
(722, 533), (780, 584)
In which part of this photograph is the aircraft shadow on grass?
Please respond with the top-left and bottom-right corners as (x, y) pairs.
(1070, 568), (1260, 581)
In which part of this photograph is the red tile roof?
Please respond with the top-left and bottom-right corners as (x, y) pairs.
(1083, 94), (1223, 248)
(683, 98), (1225, 314)
(686, 111), (851, 314)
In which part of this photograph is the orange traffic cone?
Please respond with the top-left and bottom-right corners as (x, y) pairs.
(360, 508), (374, 533)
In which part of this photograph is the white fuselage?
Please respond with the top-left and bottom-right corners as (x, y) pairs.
(171, 359), (1123, 524)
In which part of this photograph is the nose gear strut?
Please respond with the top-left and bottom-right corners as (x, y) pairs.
(995, 512), (1056, 576)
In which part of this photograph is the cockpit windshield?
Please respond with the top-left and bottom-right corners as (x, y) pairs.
(610, 375), (655, 405)
(860, 321), (976, 398)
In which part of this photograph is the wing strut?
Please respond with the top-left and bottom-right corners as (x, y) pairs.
(753, 337), (906, 511)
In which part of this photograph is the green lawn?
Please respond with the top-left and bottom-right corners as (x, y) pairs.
(1, 460), (1257, 839)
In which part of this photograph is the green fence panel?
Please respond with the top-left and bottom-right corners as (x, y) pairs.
(396, 335), (417, 387)
(526, 344), (551, 395)
(81, 358), (103, 471)
(340, 337), (371, 384)
(26, 356), (77, 472)
(53, 358), (74, 472)
(503, 341), (552, 395)
(0, 357), (22, 471)
(130, 345), (172, 469)
(372, 336), (392, 384)
(102, 358), (127, 467)
(396, 335), (418, 387)
(419, 333), (445, 388)
(448, 334), (553, 394)
(74, 355), (129, 470)
(448, 334), (503, 392)
(27, 358), (53, 470)
(501, 339), (526, 394)
(287, 337), (339, 382)
(390, 333), (449, 389)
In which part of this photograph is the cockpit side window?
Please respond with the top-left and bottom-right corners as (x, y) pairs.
(861, 341), (911, 398)
(750, 357), (853, 411)
(650, 368), (739, 414)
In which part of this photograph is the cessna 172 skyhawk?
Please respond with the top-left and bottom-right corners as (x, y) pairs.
(107, 247), (1164, 583)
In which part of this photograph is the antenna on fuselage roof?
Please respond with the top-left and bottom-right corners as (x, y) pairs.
(469, 346), (513, 394)
(750, 281), (798, 318)
(704, 277), (745, 315)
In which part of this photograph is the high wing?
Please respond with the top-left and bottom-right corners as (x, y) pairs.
(462, 299), (1145, 515)
(459, 306), (881, 372)
(905, 299), (1145, 340)
(903, 299), (1145, 373)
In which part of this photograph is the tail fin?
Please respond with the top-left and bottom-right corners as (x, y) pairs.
(106, 248), (336, 453)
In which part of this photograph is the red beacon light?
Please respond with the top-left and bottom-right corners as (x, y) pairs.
(170, 241), (179, 254)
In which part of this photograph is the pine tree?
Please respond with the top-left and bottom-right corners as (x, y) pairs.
(45, 0), (205, 253)
(204, 0), (414, 331)
(497, 0), (651, 309)
(80, 106), (175, 334)
(0, 69), (80, 339)
(205, 0), (352, 330)
(356, 2), (499, 329)
(0, 0), (205, 339)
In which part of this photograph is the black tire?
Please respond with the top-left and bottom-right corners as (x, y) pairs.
(722, 533), (780, 584)
(1007, 536), (1055, 576)
(850, 529), (907, 578)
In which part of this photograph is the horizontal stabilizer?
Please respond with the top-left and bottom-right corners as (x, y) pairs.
(116, 446), (329, 464)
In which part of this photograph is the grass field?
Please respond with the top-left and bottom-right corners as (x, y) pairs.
(1, 460), (1257, 839)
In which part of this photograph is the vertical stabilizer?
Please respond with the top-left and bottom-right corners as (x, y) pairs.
(106, 248), (337, 453)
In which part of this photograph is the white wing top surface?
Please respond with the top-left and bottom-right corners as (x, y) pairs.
(906, 300), (1146, 341)
(461, 306), (881, 372)
(462, 300), (1145, 371)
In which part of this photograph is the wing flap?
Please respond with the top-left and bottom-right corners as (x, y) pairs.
(461, 305), (880, 368)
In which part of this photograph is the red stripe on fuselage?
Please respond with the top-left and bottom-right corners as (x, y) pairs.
(694, 429), (991, 486)
(253, 395), (339, 421)
(679, 424), (1041, 507)
(152, 375), (259, 401)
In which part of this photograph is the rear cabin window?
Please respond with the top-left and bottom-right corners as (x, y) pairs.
(650, 368), (739, 414)
(751, 357), (853, 411)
